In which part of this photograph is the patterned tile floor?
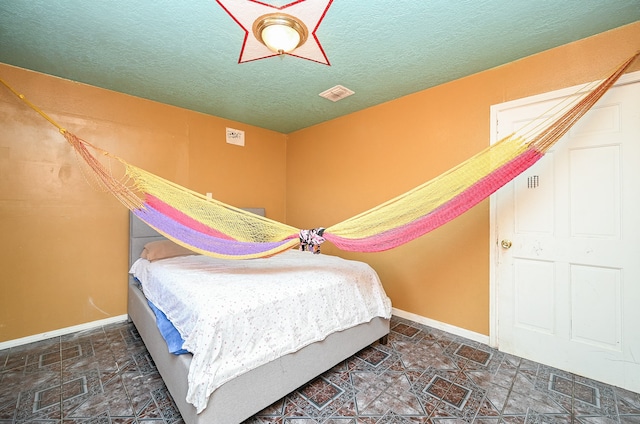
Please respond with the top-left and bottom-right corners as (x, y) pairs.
(1, 315), (639, 423)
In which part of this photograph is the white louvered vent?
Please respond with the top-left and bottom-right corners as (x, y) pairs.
(319, 85), (354, 102)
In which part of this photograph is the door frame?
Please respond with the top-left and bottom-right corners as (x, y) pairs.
(488, 70), (640, 349)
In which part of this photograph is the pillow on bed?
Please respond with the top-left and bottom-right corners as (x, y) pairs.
(141, 240), (195, 261)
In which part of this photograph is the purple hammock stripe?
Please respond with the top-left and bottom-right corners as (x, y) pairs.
(325, 148), (544, 252)
(134, 205), (294, 257)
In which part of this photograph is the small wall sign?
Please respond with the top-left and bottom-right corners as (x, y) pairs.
(226, 127), (245, 146)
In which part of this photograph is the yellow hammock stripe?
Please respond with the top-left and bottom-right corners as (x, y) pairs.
(325, 134), (529, 238)
(125, 164), (299, 243)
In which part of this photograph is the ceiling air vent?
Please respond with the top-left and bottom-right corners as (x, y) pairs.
(319, 85), (354, 102)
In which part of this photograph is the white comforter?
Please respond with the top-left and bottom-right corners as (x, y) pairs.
(129, 249), (391, 413)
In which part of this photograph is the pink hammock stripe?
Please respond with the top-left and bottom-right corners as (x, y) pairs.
(146, 194), (237, 241)
(324, 149), (543, 252)
(134, 205), (296, 258)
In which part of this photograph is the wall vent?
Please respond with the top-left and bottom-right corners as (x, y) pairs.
(319, 85), (354, 102)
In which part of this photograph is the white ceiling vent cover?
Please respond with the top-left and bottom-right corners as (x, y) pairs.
(319, 85), (354, 102)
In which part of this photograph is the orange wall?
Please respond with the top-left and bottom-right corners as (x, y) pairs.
(286, 22), (640, 335)
(0, 66), (287, 342)
(1, 22), (638, 343)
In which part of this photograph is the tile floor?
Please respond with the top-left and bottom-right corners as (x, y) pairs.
(1, 315), (639, 423)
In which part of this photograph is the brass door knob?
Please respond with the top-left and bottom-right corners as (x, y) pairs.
(501, 239), (512, 249)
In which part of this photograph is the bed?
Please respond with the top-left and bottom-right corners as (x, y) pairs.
(127, 210), (391, 424)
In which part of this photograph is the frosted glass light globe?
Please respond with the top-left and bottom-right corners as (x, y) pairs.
(262, 24), (301, 53)
(253, 13), (308, 54)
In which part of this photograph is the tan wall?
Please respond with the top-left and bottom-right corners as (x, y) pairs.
(286, 22), (640, 335)
(0, 66), (287, 342)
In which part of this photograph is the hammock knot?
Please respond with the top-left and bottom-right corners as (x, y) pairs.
(299, 228), (326, 254)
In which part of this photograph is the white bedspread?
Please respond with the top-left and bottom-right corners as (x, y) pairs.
(129, 249), (391, 413)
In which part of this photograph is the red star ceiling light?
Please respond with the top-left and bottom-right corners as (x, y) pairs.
(215, 0), (333, 65)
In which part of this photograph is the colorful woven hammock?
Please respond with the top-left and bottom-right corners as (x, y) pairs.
(2, 51), (638, 259)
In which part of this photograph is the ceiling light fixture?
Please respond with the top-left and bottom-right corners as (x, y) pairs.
(252, 13), (308, 55)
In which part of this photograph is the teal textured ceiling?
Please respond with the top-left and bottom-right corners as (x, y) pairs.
(0, 1), (638, 133)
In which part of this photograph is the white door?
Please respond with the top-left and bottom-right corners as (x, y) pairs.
(490, 71), (640, 392)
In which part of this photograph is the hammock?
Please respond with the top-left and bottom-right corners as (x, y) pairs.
(2, 51), (638, 259)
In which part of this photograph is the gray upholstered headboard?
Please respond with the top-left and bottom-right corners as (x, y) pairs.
(129, 212), (165, 269)
(128, 208), (266, 269)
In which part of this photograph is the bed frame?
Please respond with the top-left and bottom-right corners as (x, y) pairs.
(127, 210), (390, 424)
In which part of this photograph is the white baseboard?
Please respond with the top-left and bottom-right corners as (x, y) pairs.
(392, 308), (490, 345)
(0, 314), (129, 350)
(2, 310), (489, 351)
